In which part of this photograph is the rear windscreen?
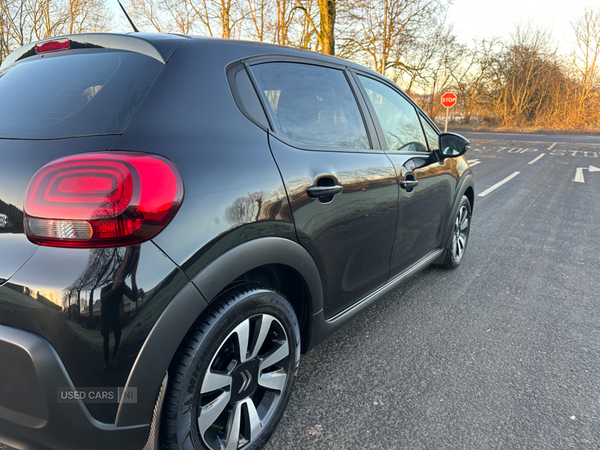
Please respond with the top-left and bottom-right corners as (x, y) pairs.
(0, 50), (163, 139)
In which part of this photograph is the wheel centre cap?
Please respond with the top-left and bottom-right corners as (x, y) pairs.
(230, 360), (260, 402)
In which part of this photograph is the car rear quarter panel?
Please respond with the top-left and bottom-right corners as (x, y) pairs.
(0, 241), (190, 424)
(112, 39), (298, 286)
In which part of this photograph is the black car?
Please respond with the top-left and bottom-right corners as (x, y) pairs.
(0, 33), (474, 450)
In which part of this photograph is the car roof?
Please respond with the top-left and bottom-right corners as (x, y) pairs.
(2, 32), (382, 79)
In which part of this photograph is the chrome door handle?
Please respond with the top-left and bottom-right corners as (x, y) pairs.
(306, 185), (343, 198)
(400, 179), (418, 190)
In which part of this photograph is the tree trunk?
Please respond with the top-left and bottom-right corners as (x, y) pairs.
(318, 0), (335, 55)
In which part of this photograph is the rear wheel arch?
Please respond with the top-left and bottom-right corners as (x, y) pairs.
(116, 238), (322, 429)
(220, 264), (312, 354)
(191, 238), (323, 355)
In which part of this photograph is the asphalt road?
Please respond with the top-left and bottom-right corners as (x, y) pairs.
(454, 130), (600, 145)
(3, 132), (599, 450)
(264, 132), (600, 449)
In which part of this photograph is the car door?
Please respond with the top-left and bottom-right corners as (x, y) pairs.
(354, 73), (457, 275)
(247, 60), (398, 318)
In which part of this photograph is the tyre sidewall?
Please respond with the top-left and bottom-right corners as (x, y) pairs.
(446, 195), (472, 268)
(171, 287), (300, 450)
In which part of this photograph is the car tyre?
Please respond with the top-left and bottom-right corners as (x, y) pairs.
(441, 195), (471, 270)
(160, 284), (301, 450)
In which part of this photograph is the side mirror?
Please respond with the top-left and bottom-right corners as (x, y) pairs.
(439, 133), (470, 158)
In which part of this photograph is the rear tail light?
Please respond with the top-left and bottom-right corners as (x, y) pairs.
(24, 152), (184, 248)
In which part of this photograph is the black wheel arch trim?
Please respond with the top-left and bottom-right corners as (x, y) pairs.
(189, 237), (323, 311)
(116, 237), (324, 427)
(115, 281), (207, 427)
(441, 171), (474, 252)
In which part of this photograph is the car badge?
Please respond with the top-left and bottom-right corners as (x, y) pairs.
(0, 214), (8, 227)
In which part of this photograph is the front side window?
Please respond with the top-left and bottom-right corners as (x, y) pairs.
(251, 62), (370, 149)
(358, 75), (428, 152)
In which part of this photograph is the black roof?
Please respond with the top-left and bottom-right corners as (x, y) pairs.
(1, 32), (381, 79)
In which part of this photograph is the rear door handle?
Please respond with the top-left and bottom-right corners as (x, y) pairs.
(306, 185), (343, 198)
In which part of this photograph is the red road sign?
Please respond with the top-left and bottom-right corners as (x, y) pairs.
(441, 92), (457, 108)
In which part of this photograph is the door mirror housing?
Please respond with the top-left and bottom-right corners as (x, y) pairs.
(439, 133), (470, 158)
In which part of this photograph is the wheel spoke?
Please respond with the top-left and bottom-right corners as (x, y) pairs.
(248, 315), (275, 360)
(452, 235), (458, 256)
(457, 236), (466, 258)
(233, 319), (251, 363)
(459, 206), (467, 224)
(201, 371), (232, 394)
(224, 402), (243, 450)
(243, 399), (263, 442)
(259, 343), (289, 372)
(258, 369), (287, 392)
(460, 217), (469, 231)
(198, 391), (231, 436)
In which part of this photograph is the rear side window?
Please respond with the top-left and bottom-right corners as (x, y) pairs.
(0, 51), (162, 139)
(250, 62), (370, 149)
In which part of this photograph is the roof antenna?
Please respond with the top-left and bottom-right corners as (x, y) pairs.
(117, 0), (140, 33)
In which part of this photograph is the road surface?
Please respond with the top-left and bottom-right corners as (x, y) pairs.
(264, 132), (600, 449)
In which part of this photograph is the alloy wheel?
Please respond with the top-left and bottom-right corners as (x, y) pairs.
(452, 204), (469, 262)
(197, 314), (290, 450)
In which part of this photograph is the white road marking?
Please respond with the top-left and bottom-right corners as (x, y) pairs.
(467, 159), (482, 167)
(548, 143), (557, 150)
(478, 171), (521, 197)
(528, 153), (545, 165)
(574, 165), (600, 183)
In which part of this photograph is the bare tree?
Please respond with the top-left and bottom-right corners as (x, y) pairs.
(484, 25), (558, 126)
(245, 0), (267, 40)
(447, 39), (498, 123)
(570, 7), (600, 127)
(129, 0), (167, 32)
(343, 0), (448, 76)
(317, 0), (335, 54)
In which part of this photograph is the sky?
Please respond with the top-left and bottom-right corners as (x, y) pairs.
(446, 0), (597, 53)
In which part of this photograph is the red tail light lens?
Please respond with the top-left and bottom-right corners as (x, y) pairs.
(35, 39), (70, 54)
(24, 152), (184, 248)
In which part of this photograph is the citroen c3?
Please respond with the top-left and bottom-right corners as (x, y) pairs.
(0, 33), (474, 450)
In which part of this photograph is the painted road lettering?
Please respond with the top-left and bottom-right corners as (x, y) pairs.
(472, 146), (598, 158)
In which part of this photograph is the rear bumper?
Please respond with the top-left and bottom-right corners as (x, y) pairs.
(0, 325), (148, 450)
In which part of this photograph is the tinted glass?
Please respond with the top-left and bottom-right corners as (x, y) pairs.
(234, 68), (268, 128)
(358, 75), (427, 152)
(0, 51), (163, 139)
(251, 62), (370, 149)
(420, 115), (440, 151)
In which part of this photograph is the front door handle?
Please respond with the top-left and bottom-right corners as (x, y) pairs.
(306, 185), (343, 198)
(400, 179), (418, 190)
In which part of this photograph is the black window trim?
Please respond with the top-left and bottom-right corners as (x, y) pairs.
(349, 69), (433, 156)
(418, 112), (441, 152)
(227, 62), (271, 131)
(235, 55), (385, 155)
